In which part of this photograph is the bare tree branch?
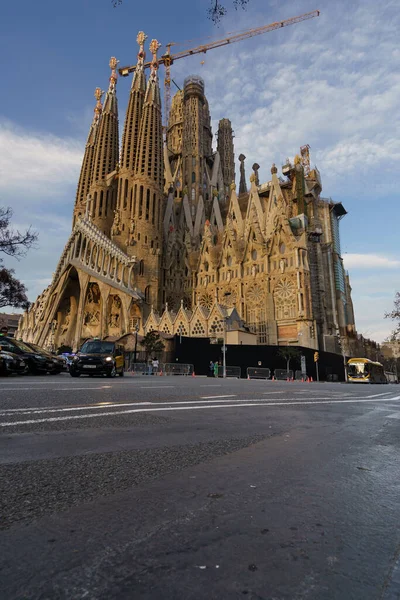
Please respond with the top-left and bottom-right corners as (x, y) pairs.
(0, 207), (38, 260)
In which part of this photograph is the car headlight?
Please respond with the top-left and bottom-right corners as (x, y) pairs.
(105, 356), (113, 362)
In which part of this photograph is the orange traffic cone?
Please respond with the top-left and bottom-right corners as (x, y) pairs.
(247, 374), (250, 380)
(310, 377), (313, 382)
(192, 371), (196, 377)
(272, 376), (275, 381)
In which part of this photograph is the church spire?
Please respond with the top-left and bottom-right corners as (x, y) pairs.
(120, 31), (147, 173)
(135, 39), (163, 184)
(129, 38), (164, 308)
(88, 57), (120, 236)
(72, 87), (104, 228)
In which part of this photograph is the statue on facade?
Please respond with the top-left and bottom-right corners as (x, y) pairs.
(127, 218), (136, 246)
(111, 210), (121, 236)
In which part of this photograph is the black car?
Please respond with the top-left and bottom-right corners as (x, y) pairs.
(0, 350), (26, 376)
(24, 342), (64, 374)
(70, 339), (125, 378)
(0, 336), (55, 375)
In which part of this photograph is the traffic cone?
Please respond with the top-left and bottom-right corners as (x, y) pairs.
(159, 369), (163, 376)
(287, 377), (290, 383)
(192, 371), (196, 377)
(247, 374), (250, 380)
(310, 377), (313, 382)
(272, 375), (275, 381)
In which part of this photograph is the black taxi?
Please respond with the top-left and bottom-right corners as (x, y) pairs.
(69, 339), (125, 378)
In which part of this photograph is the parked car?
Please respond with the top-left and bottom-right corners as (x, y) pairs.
(0, 350), (26, 376)
(69, 339), (124, 378)
(0, 337), (56, 375)
(23, 342), (65, 374)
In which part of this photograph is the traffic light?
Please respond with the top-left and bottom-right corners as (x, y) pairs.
(314, 352), (319, 362)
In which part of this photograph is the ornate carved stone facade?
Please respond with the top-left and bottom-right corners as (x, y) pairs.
(17, 31), (358, 355)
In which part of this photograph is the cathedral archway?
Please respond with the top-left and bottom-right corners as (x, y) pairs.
(52, 266), (81, 350)
(81, 282), (102, 339)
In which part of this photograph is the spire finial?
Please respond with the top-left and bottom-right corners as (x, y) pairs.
(136, 31), (147, 70)
(109, 56), (119, 91)
(238, 154), (247, 195)
(149, 39), (161, 81)
(93, 87), (104, 124)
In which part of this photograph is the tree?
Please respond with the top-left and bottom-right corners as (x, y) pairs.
(277, 346), (301, 373)
(0, 207), (37, 311)
(385, 292), (400, 338)
(141, 330), (165, 360)
(111, 0), (251, 24)
(0, 268), (30, 310)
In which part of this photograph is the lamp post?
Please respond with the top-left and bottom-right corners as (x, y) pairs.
(222, 317), (227, 379)
(133, 323), (139, 363)
(222, 292), (231, 379)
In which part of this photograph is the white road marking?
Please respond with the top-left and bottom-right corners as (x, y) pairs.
(1, 395), (400, 427)
(200, 394), (237, 399)
(139, 386), (174, 389)
(262, 391), (284, 395)
(200, 385), (222, 387)
(0, 385), (113, 392)
(0, 392), (396, 416)
(386, 413), (400, 419)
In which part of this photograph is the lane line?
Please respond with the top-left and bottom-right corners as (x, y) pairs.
(2, 395), (400, 427)
(200, 394), (237, 399)
(0, 392), (396, 416)
(139, 386), (174, 389)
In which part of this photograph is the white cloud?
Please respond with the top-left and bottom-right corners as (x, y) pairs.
(343, 254), (400, 269)
(0, 119), (83, 196)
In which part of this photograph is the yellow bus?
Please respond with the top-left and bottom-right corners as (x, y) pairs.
(347, 358), (387, 384)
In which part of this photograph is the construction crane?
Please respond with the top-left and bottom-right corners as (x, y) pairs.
(119, 9), (320, 127)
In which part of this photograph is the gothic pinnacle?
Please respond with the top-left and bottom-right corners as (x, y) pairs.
(109, 56), (119, 91)
(149, 39), (161, 81)
(136, 31), (147, 69)
(93, 87), (104, 124)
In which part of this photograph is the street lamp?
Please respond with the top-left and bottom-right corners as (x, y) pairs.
(133, 323), (139, 363)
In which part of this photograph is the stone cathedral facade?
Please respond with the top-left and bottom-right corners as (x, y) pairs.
(17, 33), (357, 356)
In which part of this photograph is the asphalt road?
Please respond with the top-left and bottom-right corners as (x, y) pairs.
(1, 374), (400, 600)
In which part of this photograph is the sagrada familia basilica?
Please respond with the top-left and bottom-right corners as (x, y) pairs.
(17, 32), (357, 356)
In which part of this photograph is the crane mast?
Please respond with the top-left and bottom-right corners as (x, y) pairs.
(119, 10), (320, 127)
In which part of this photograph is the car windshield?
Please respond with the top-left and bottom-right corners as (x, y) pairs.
(348, 362), (366, 377)
(9, 339), (35, 353)
(29, 344), (52, 357)
(80, 341), (115, 354)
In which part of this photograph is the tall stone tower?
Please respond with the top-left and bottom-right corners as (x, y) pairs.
(88, 58), (120, 237)
(181, 75), (213, 208)
(72, 88), (103, 228)
(116, 32), (147, 253)
(130, 39), (164, 307)
(217, 118), (235, 195)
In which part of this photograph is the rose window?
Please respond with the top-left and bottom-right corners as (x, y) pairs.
(246, 283), (265, 306)
(199, 292), (213, 310)
(274, 278), (295, 300)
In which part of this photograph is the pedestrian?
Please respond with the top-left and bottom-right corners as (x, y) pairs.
(213, 361), (219, 378)
(209, 360), (214, 377)
(152, 357), (159, 375)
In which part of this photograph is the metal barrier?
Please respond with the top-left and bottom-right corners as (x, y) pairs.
(217, 365), (241, 378)
(162, 363), (194, 376)
(247, 367), (271, 380)
(128, 362), (148, 374)
(295, 370), (307, 381)
(274, 369), (294, 381)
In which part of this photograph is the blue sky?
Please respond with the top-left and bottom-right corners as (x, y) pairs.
(1, 0), (399, 341)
